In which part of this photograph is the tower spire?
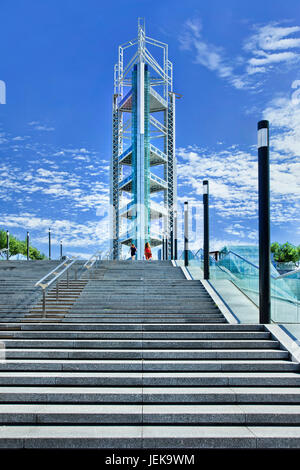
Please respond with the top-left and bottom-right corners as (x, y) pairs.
(138, 18), (146, 61)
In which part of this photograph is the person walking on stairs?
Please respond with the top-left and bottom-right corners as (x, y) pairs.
(130, 243), (137, 260)
(144, 242), (152, 261)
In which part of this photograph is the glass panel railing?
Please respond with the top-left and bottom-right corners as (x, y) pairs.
(271, 269), (300, 323)
(180, 249), (300, 323)
(217, 252), (260, 305)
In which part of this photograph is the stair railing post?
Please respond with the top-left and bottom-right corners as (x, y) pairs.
(184, 201), (189, 267)
(203, 180), (209, 280)
(67, 269), (69, 289)
(258, 120), (271, 324)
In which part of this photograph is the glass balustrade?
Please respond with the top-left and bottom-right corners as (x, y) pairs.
(181, 247), (300, 324)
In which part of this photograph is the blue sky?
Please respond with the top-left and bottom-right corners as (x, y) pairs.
(0, 0), (299, 258)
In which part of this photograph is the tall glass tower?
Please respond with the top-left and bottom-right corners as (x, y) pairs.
(110, 19), (177, 260)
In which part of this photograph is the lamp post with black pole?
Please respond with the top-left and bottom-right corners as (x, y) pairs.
(48, 228), (51, 260)
(174, 210), (178, 260)
(165, 231), (168, 261)
(6, 230), (9, 260)
(203, 180), (209, 280)
(26, 231), (30, 261)
(60, 240), (63, 260)
(170, 227), (174, 260)
(184, 201), (189, 267)
(258, 120), (271, 324)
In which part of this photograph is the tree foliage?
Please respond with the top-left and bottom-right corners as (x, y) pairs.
(0, 229), (46, 260)
(271, 242), (300, 264)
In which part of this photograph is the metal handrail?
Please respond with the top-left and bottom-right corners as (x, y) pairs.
(119, 174), (132, 188)
(104, 248), (113, 260)
(224, 250), (300, 281)
(119, 145), (132, 161)
(83, 250), (102, 269)
(35, 256), (79, 316)
(218, 250), (299, 305)
(150, 143), (167, 159)
(275, 267), (300, 279)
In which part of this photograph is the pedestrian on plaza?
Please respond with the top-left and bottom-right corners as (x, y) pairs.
(130, 243), (137, 260)
(144, 242), (152, 261)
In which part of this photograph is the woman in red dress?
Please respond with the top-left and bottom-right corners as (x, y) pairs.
(144, 242), (152, 261)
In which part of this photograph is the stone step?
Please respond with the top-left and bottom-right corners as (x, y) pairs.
(0, 425), (300, 448)
(57, 311), (223, 316)
(0, 331), (271, 340)
(0, 317), (228, 323)
(2, 348), (289, 360)
(74, 298), (213, 303)
(2, 339), (280, 349)
(1, 386), (300, 404)
(1, 403), (300, 425)
(0, 372), (299, 386)
(0, 360), (297, 372)
(0, 322), (265, 331)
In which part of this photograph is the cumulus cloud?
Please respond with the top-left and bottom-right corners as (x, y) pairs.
(176, 83), (300, 232)
(180, 18), (300, 87)
(0, 213), (110, 253)
(245, 23), (300, 75)
(263, 83), (300, 157)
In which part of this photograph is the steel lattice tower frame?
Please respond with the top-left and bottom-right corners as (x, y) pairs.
(110, 19), (177, 260)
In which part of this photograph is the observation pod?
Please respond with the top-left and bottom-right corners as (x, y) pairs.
(110, 19), (177, 260)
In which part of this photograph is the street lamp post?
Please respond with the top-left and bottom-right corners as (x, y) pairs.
(165, 232), (168, 261)
(170, 228), (174, 260)
(174, 211), (178, 260)
(6, 231), (9, 260)
(48, 228), (51, 260)
(258, 120), (271, 324)
(26, 231), (30, 261)
(184, 202), (189, 267)
(203, 180), (209, 280)
(60, 240), (63, 260)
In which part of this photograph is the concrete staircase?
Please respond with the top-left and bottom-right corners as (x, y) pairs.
(0, 260), (300, 449)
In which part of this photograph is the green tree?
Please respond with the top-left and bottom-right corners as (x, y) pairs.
(271, 241), (300, 264)
(0, 229), (46, 260)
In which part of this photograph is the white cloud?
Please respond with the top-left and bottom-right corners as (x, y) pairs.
(28, 121), (55, 131)
(245, 23), (300, 74)
(12, 136), (29, 141)
(263, 84), (300, 157)
(176, 104), (299, 227)
(245, 24), (300, 52)
(180, 18), (300, 87)
(0, 214), (110, 251)
(179, 18), (249, 90)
